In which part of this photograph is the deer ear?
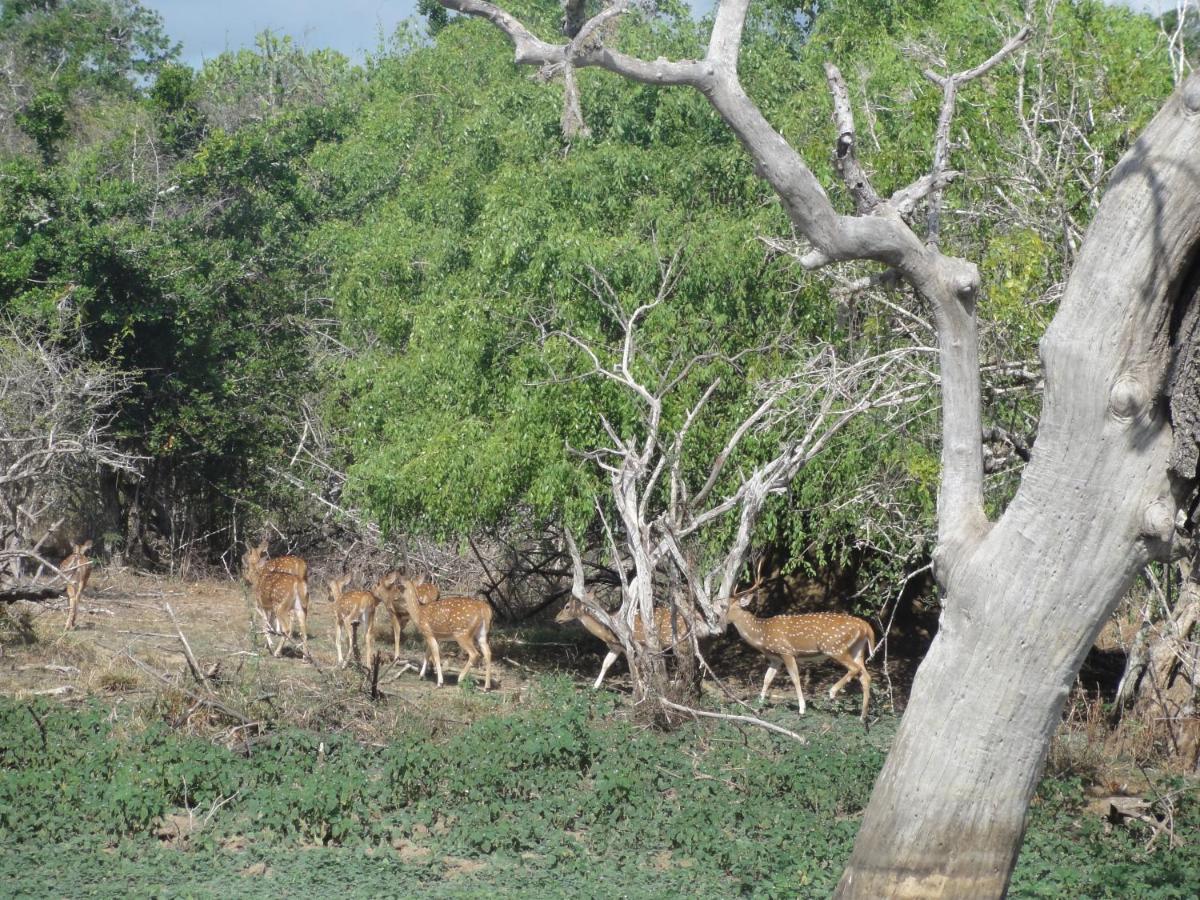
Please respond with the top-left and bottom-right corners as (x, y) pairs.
(79, 540), (93, 553)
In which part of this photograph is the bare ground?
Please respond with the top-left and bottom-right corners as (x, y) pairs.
(0, 568), (894, 738)
(1, 569), (580, 742)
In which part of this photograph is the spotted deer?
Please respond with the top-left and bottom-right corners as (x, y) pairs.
(241, 539), (308, 582)
(374, 570), (440, 662)
(60, 540), (93, 631)
(328, 574), (381, 668)
(393, 575), (492, 689)
(725, 590), (875, 720)
(554, 591), (692, 690)
(253, 569), (309, 658)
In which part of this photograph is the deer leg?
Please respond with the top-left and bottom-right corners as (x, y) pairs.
(827, 647), (868, 706)
(364, 609), (375, 668)
(828, 660), (860, 699)
(392, 608), (403, 662)
(783, 655), (806, 715)
(294, 597), (309, 658)
(64, 585), (79, 631)
(335, 617), (346, 667)
(456, 635), (479, 685)
(273, 609), (291, 658)
(427, 636), (444, 686)
(858, 664), (871, 720)
(759, 665), (779, 702)
(478, 621), (491, 691)
(265, 613), (280, 656)
(848, 646), (872, 720)
(257, 605), (276, 655)
(594, 650), (620, 690)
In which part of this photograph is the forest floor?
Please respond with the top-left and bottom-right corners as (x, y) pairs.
(1, 572), (1199, 897)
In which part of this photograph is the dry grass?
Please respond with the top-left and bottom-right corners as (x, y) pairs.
(0, 568), (548, 746)
(1048, 682), (1199, 799)
(1047, 686), (1116, 783)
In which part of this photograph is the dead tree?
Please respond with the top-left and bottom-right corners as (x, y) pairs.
(434, 0), (1200, 894)
(1114, 540), (1200, 768)
(542, 252), (923, 706)
(0, 327), (139, 591)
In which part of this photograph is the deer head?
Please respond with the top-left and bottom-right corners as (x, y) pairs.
(555, 588), (596, 624)
(328, 574), (351, 603)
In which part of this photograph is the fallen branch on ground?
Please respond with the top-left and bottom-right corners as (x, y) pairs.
(125, 651), (256, 728)
(658, 697), (807, 743)
(163, 602), (209, 688)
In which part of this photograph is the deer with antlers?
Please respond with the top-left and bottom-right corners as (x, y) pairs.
(555, 591), (692, 690)
(60, 540), (93, 632)
(376, 571), (491, 689)
(328, 574), (383, 668)
(725, 587), (875, 720)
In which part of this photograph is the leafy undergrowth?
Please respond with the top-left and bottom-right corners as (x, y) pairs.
(1, 682), (1197, 898)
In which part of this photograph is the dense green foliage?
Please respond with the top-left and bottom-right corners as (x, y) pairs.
(319, 0), (1174, 590)
(1, 689), (1197, 897)
(0, 4), (362, 556)
(0, 0), (1179, 585)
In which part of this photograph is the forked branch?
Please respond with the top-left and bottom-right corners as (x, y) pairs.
(442, 0), (1034, 576)
(922, 24), (1032, 245)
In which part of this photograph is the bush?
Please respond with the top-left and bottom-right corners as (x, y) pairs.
(0, 688), (1197, 897)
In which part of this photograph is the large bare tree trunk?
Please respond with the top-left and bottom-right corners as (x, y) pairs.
(837, 79), (1200, 898)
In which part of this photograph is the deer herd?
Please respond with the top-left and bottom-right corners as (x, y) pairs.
(58, 538), (877, 720)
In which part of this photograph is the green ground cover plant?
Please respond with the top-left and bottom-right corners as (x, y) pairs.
(2, 680), (1197, 898)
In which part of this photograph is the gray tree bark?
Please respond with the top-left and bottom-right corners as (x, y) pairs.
(836, 80), (1200, 897)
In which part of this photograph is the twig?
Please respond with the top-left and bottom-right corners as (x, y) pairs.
(115, 630), (179, 639)
(658, 697), (807, 743)
(17, 664), (80, 675)
(29, 685), (74, 696)
(201, 788), (244, 827)
(378, 662), (417, 685)
(25, 704), (48, 749)
(502, 655), (539, 673)
(125, 652), (255, 727)
(163, 602), (209, 688)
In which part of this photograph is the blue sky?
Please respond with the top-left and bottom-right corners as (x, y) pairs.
(149, 0), (1166, 69)
(149, 0), (421, 67)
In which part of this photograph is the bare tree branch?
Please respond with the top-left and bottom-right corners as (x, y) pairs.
(441, 0), (1034, 578)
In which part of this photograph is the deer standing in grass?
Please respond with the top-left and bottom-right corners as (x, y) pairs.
(255, 571), (310, 658)
(725, 590), (875, 720)
(555, 592), (692, 690)
(242, 544), (309, 658)
(376, 570), (439, 662)
(61, 540), (92, 631)
(377, 571), (492, 689)
(328, 574), (382, 668)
